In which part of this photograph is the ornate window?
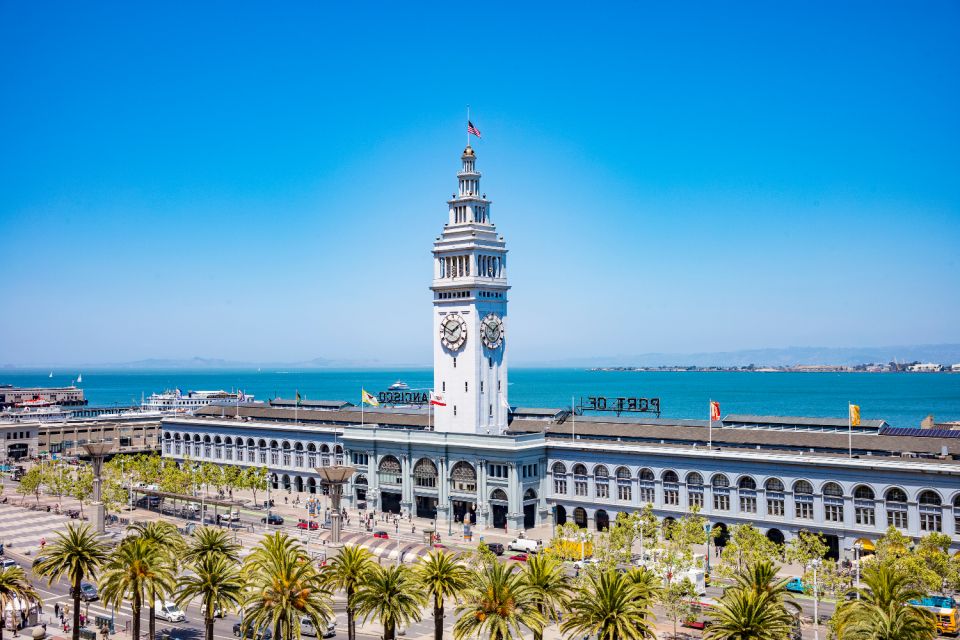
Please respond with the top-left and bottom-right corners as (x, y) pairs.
(573, 464), (588, 497)
(491, 488), (508, 502)
(378, 456), (403, 486)
(918, 490), (942, 532)
(794, 480), (814, 520)
(662, 470), (679, 506)
(854, 485), (875, 526)
(712, 474), (730, 511)
(450, 461), (477, 492)
(954, 494), (960, 535)
(823, 482), (844, 523)
(414, 458), (438, 488)
(638, 468), (655, 503)
(282, 442), (291, 467)
(766, 478), (785, 517)
(686, 472), (704, 509)
(594, 466), (609, 499)
(307, 444), (317, 468)
(885, 487), (908, 529)
(616, 467), (632, 501)
(738, 476), (757, 514)
(552, 462), (567, 495)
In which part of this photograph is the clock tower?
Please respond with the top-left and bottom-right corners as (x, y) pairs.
(431, 145), (509, 435)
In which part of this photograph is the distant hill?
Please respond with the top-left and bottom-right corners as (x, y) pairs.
(535, 344), (960, 368)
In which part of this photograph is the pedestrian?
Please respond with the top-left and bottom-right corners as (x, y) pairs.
(395, 522), (399, 534)
(55, 603), (60, 618)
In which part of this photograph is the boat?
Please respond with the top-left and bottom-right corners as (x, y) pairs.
(77, 374), (83, 383)
(388, 380), (410, 391)
(141, 389), (255, 414)
(48, 372), (53, 378)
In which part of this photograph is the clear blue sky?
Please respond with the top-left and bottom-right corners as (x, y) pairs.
(1, 2), (958, 366)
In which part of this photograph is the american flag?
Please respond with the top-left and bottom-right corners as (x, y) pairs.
(467, 120), (482, 138)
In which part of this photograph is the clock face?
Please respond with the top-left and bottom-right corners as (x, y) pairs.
(481, 313), (504, 349)
(440, 313), (467, 351)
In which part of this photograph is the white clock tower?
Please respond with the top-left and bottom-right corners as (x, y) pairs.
(431, 145), (509, 435)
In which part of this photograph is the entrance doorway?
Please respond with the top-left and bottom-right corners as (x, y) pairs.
(555, 505), (567, 526)
(381, 491), (402, 514)
(416, 495), (437, 519)
(452, 499), (476, 524)
(492, 504), (507, 529)
(766, 528), (785, 546)
(822, 533), (840, 560)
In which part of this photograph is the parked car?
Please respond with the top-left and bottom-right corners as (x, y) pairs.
(572, 558), (598, 570)
(508, 553), (528, 563)
(785, 577), (807, 594)
(79, 581), (98, 602)
(261, 514), (284, 525)
(300, 616), (335, 637)
(507, 538), (542, 554)
(154, 601), (185, 622)
(321, 621), (336, 638)
(482, 542), (505, 556)
(372, 530), (389, 539)
(233, 623), (272, 640)
(219, 510), (241, 523)
(297, 519), (319, 530)
(2, 558), (20, 571)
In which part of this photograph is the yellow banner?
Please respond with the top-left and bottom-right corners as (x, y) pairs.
(849, 403), (861, 427)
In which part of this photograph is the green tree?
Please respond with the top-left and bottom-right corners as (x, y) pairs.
(785, 530), (828, 569)
(321, 544), (374, 640)
(560, 568), (656, 640)
(0, 565), (41, 640)
(834, 560), (936, 640)
(69, 467), (93, 518)
(715, 524), (782, 580)
(657, 507), (711, 583)
(454, 561), (545, 640)
(416, 550), (471, 640)
(913, 532), (953, 593)
(176, 554), (244, 640)
(705, 588), (796, 640)
(184, 526), (241, 564)
(16, 466), (42, 504)
(99, 537), (175, 640)
(245, 467), (268, 507)
(128, 520), (185, 640)
(242, 532), (333, 640)
(354, 564), (425, 640)
(661, 578), (697, 640)
(221, 465), (242, 499)
(522, 554), (572, 640)
(33, 523), (109, 640)
(43, 462), (71, 500)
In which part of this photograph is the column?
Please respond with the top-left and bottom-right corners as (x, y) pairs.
(400, 454), (412, 517)
(507, 462), (523, 531)
(476, 458), (487, 528)
(370, 453), (381, 513)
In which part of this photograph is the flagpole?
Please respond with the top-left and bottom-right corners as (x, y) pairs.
(571, 395), (575, 442)
(467, 105), (470, 146)
(708, 399), (713, 449)
(361, 389), (364, 427)
(848, 402), (852, 458)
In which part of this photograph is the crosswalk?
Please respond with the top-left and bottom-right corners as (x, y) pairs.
(0, 503), (77, 556)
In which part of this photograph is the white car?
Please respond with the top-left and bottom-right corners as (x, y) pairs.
(1, 559), (19, 571)
(507, 538), (542, 554)
(572, 557), (598, 570)
(155, 601), (185, 623)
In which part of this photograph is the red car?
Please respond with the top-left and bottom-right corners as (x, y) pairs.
(297, 519), (319, 530)
(373, 530), (389, 539)
(508, 553), (528, 562)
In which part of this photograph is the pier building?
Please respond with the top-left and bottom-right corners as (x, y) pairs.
(160, 145), (960, 559)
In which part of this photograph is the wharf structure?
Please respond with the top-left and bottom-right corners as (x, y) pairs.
(160, 145), (960, 560)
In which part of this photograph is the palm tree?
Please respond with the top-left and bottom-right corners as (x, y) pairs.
(183, 526), (241, 564)
(453, 561), (545, 640)
(321, 544), (374, 640)
(521, 554), (572, 640)
(704, 588), (796, 640)
(416, 550), (470, 640)
(353, 564), (426, 640)
(560, 568), (656, 640)
(176, 554), (244, 640)
(33, 522), (109, 640)
(128, 520), (185, 640)
(99, 537), (175, 640)
(731, 560), (800, 613)
(624, 566), (663, 606)
(834, 561), (936, 640)
(242, 532), (333, 640)
(0, 565), (41, 640)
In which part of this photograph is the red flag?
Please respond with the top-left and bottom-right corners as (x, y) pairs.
(430, 391), (447, 407)
(710, 401), (721, 421)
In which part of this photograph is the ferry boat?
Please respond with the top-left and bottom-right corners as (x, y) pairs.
(141, 389), (255, 413)
(0, 403), (71, 423)
(388, 380), (410, 391)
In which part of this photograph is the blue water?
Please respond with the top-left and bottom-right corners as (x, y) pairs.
(3, 368), (959, 428)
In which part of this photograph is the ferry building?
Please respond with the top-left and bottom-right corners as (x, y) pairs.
(161, 145), (960, 560)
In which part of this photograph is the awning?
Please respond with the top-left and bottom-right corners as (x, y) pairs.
(854, 538), (875, 552)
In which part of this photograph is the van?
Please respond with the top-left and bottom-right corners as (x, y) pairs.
(154, 601), (185, 623)
(507, 538), (542, 554)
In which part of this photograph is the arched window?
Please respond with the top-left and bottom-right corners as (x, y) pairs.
(413, 458), (438, 488)
(524, 488), (537, 501)
(686, 472), (704, 509)
(639, 468), (655, 481)
(854, 485), (876, 526)
(885, 487), (907, 502)
(712, 474), (730, 511)
(662, 470), (679, 483)
(793, 480), (814, 519)
(738, 476), (756, 490)
(638, 468), (655, 503)
(854, 485), (875, 500)
(594, 465), (610, 499)
(793, 480), (813, 495)
(918, 490), (943, 532)
(378, 456), (402, 485)
(281, 441), (291, 466)
(553, 462), (567, 496)
(662, 470), (679, 506)
(573, 464), (587, 476)
(738, 476), (757, 514)
(765, 477), (785, 517)
(885, 487), (908, 530)
(616, 467), (632, 502)
(450, 461), (477, 492)
(490, 488), (508, 502)
(306, 443), (317, 467)
(822, 482), (844, 523)
(918, 490), (941, 505)
(573, 464), (588, 497)
(552, 462), (567, 475)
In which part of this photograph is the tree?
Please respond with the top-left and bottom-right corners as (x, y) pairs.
(454, 561), (545, 640)
(70, 467), (93, 518)
(176, 554), (244, 640)
(184, 526), (241, 565)
(0, 565), (41, 640)
(913, 532), (953, 594)
(785, 530), (828, 569)
(221, 465), (242, 499)
(354, 564), (425, 640)
(321, 544), (374, 640)
(715, 524), (782, 580)
(16, 466), (42, 505)
(416, 550), (471, 640)
(242, 532), (333, 640)
(560, 568), (655, 640)
(245, 467), (268, 507)
(33, 523), (109, 640)
(661, 578), (697, 640)
(705, 588), (796, 640)
(521, 554), (572, 640)
(833, 560), (936, 640)
(43, 462), (71, 500)
(128, 521), (185, 640)
(99, 537), (175, 640)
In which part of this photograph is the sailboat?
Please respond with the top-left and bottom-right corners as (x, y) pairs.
(77, 373), (83, 384)
(48, 372), (53, 378)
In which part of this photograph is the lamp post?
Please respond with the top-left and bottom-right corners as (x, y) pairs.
(705, 523), (712, 574)
(853, 542), (862, 599)
(810, 557), (821, 640)
(315, 465), (355, 547)
(82, 442), (114, 534)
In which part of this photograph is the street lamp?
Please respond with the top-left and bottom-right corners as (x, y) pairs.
(810, 557), (822, 640)
(81, 442), (114, 534)
(705, 523), (712, 574)
(315, 465), (355, 547)
(853, 542), (862, 599)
